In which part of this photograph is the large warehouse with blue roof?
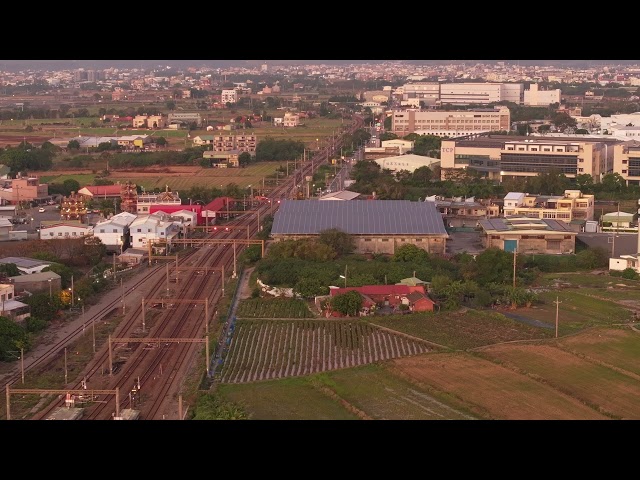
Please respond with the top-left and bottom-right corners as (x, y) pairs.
(270, 200), (449, 255)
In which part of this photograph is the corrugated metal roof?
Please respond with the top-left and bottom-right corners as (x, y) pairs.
(271, 200), (447, 235)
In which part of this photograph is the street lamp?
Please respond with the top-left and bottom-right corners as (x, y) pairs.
(48, 278), (52, 299)
(339, 265), (348, 288)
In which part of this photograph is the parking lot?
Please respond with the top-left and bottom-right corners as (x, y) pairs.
(14, 203), (103, 235)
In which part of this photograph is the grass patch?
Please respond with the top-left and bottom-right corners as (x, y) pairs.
(215, 377), (360, 420)
(40, 173), (97, 185)
(368, 309), (552, 350)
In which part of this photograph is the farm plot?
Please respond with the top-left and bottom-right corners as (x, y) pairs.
(479, 343), (640, 419)
(389, 352), (607, 420)
(236, 297), (314, 318)
(369, 309), (551, 350)
(218, 320), (435, 384)
(324, 364), (476, 420)
(556, 327), (640, 377)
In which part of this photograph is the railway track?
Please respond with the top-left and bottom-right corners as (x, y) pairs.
(8, 115), (364, 420)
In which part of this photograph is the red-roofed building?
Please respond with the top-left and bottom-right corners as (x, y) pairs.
(77, 185), (122, 199)
(202, 197), (235, 224)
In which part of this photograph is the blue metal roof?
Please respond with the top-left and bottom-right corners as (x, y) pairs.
(270, 200), (447, 235)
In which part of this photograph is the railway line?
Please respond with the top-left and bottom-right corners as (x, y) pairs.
(5, 115), (364, 420)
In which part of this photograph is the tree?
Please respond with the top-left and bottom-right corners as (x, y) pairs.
(67, 139), (80, 150)
(392, 244), (429, 263)
(318, 228), (355, 256)
(295, 277), (329, 297)
(23, 292), (63, 323)
(0, 262), (20, 277)
(166, 100), (176, 110)
(551, 112), (577, 132)
(0, 316), (30, 361)
(238, 152), (251, 167)
(331, 290), (363, 316)
(63, 178), (81, 195)
(154, 136), (167, 146)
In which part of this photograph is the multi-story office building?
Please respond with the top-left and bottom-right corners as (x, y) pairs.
(613, 140), (640, 185)
(392, 107), (510, 137)
(439, 83), (523, 105)
(440, 135), (619, 182)
(400, 82), (524, 105)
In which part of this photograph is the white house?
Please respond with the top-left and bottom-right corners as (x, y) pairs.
(609, 254), (640, 273)
(283, 112), (299, 127)
(153, 209), (197, 228)
(129, 213), (181, 249)
(0, 218), (11, 239)
(39, 221), (92, 240)
(0, 283), (29, 322)
(504, 192), (526, 208)
(93, 212), (137, 252)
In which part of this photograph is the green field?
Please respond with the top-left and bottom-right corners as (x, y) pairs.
(368, 309), (552, 350)
(215, 363), (475, 420)
(557, 327), (640, 376)
(521, 290), (632, 333)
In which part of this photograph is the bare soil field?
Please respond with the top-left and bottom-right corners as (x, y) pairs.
(389, 352), (607, 420)
(479, 342), (640, 419)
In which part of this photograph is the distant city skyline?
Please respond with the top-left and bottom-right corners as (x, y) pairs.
(1, 60), (640, 72)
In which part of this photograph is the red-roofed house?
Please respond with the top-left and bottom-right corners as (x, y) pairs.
(328, 284), (436, 315)
(77, 185), (122, 199)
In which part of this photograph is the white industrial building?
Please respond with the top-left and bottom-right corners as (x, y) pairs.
(374, 154), (441, 174)
(39, 221), (92, 240)
(523, 83), (561, 106)
(381, 139), (414, 154)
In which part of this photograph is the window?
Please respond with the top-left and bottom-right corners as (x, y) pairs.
(113, 229), (118, 233)
(137, 229), (141, 232)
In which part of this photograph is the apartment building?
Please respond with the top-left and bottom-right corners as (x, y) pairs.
(212, 134), (257, 153)
(392, 107), (510, 137)
(7, 177), (49, 205)
(221, 89), (237, 104)
(439, 135), (618, 182)
(503, 190), (594, 222)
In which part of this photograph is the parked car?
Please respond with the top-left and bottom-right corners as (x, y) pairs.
(38, 207), (46, 213)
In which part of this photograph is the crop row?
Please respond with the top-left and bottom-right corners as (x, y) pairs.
(236, 298), (313, 319)
(218, 320), (432, 383)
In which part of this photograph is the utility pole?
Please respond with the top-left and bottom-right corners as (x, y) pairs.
(64, 347), (68, 384)
(512, 250), (517, 289)
(20, 347), (24, 384)
(91, 306), (96, 354)
(554, 296), (562, 338)
(121, 278), (125, 315)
